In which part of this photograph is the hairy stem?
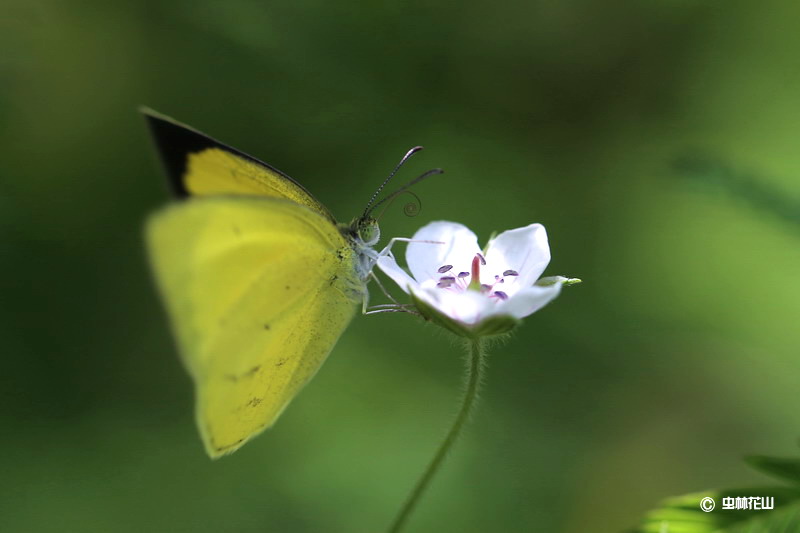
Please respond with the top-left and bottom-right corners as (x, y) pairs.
(387, 337), (486, 533)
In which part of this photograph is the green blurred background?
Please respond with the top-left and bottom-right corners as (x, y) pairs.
(2, 1), (800, 532)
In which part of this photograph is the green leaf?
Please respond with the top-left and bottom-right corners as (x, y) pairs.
(726, 505), (800, 533)
(631, 450), (800, 533)
(745, 456), (800, 486)
(633, 487), (800, 533)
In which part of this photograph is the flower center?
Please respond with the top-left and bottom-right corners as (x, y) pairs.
(435, 254), (519, 302)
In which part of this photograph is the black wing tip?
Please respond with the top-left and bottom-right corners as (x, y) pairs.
(140, 107), (207, 199)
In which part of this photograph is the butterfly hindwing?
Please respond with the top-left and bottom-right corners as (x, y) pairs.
(146, 196), (361, 457)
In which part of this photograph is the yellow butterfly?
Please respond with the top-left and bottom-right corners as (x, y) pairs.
(142, 108), (438, 458)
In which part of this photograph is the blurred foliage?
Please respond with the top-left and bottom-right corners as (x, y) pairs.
(635, 448), (800, 532)
(672, 153), (800, 229)
(2, 1), (800, 532)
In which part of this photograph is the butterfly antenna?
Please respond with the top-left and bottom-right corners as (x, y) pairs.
(362, 146), (424, 218)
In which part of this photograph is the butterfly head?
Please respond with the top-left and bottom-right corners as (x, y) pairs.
(354, 216), (381, 247)
(342, 216), (381, 282)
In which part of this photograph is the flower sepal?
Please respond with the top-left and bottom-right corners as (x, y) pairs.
(411, 291), (520, 339)
(535, 276), (582, 287)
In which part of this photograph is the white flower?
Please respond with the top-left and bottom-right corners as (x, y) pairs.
(377, 221), (577, 336)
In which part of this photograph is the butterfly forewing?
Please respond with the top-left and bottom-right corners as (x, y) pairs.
(141, 107), (336, 223)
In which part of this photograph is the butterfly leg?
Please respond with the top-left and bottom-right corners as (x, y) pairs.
(369, 271), (401, 305)
(363, 238), (442, 315)
(363, 272), (418, 315)
(364, 307), (418, 315)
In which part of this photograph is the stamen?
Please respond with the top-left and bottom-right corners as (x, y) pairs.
(437, 264), (453, 273)
(503, 269), (518, 277)
(437, 276), (456, 288)
(457, 272), (469, 278)
(493, 291), (509, 300)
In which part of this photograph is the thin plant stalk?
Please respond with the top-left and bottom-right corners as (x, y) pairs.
(387, 337), (486, 533)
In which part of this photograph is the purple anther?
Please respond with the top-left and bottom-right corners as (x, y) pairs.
(503, 269), (518, 277)
(437, 276), (456, 288)
(494, 291), (509, 300)
(437, 264), (453, 273)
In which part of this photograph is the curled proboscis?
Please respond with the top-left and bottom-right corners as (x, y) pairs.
(402, 191), (422, 217)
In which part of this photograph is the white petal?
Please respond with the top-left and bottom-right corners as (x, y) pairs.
(485, 224), (550, 288)
(406, 221), (481, 284)
(412, 286), (490, 325)
(376, 254), (418, 294)
(492, 284), (561, 319)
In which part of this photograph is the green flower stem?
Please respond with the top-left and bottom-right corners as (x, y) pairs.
(387, 337), (487, 533)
